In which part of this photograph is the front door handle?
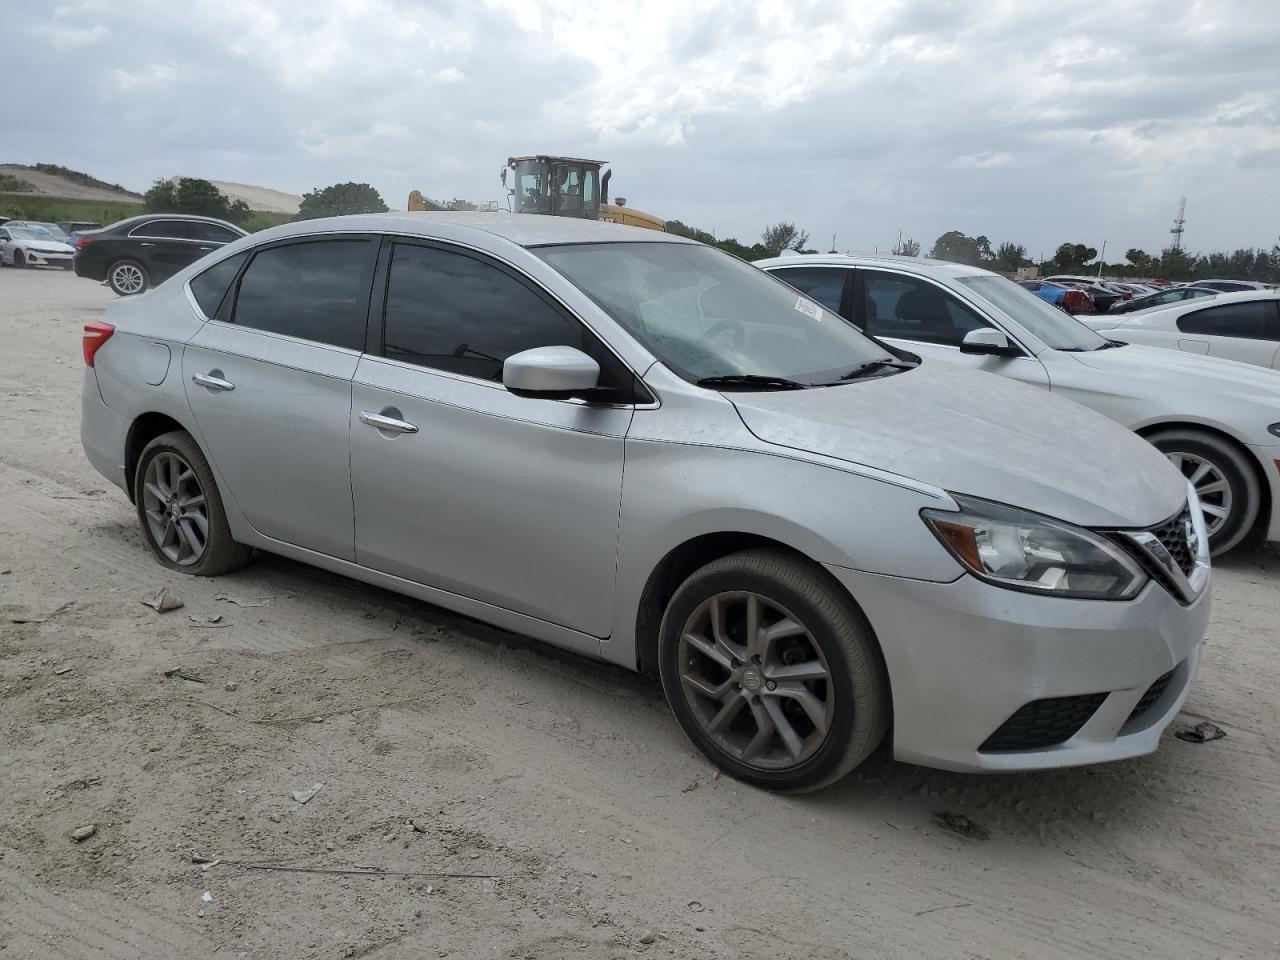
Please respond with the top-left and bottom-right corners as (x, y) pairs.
(139, 242), (156, 247)
(193, 372), (235, 391)
(360, 410), (418, 434)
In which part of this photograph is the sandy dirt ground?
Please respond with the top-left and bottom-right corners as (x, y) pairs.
(1, 268), (1278, 960)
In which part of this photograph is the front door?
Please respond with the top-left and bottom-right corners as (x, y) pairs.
(854, 268), (1052, 389)
(182, 237), (378, 559)
(1174, 300), (1280, 368)
(350, 240), (635, 637)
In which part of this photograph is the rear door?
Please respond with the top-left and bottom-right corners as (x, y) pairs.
(852, 268), (1051, 388)
(350, 239), (636, 637)
(1174, 300), (1280, 368)
(182, 236), (378, 559)
(128, 219), (204, 282)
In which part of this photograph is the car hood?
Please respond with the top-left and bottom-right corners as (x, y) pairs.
(728, 361), (1184, 528)
(19, 239), (73, 253)
(1067, 343), (1280, 400)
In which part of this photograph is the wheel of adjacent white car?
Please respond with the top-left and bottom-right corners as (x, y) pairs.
(108, 259), (149, 296)
(1148, 429), (1260, 556)
(13, 250), (27, 269)
(659, 549), (888, 792)
(134, 431), (252, 576)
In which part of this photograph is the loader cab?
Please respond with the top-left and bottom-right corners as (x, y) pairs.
(504, 155), (602, 220)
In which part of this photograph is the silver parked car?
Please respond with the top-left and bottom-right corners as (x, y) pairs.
(758, 254), (1280, 556)
(81, 213), (1209, 790)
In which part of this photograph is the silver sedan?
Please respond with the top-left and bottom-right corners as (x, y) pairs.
(80, 213), (1209, 790)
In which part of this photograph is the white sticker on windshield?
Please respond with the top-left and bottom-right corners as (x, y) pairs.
(794, 296), (823, 320)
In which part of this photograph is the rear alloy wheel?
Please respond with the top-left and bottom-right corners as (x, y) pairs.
(1148, 429), (1260, 556)
(659, 549), (887, 792)
(134, 431), (252, 576)
(108, 259), (148, 296)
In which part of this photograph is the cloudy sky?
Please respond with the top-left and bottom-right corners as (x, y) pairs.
(9, 0), (1280, 258)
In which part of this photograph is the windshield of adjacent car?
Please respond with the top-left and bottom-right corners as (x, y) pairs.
(9, 227), (59, 241)
(535, 242), (902, 386)
(957, 275), (1110, 351)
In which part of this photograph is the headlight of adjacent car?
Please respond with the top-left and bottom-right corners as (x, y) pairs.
(921, 495), (1148, 600)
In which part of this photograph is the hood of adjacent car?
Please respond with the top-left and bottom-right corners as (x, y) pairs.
(1067, 343), (1280, 398)
(727, 361), (1185, 528)
(20, 239), (72, 253)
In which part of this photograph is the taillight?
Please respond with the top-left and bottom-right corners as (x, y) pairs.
(83, 322), (115, 367)
(75, 235), (93, 249)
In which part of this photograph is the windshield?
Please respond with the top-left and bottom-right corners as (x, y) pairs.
(535, 242), (898, 385)
(10, 227), (60, 241)
(957, 275), (1109, 351)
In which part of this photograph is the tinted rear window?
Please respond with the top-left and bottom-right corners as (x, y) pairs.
(232, 240), (375, 349)
(189, 253), (247, 318)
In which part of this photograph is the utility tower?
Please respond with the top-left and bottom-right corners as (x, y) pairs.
(1169, 197), (1186, 251)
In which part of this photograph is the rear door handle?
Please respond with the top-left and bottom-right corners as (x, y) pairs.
(192, 372), (235, 391)
(359, 410), (418, 434)
(139, 242), (156, 247)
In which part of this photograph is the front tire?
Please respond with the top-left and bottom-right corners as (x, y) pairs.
(108, 259), (149, 296)
(134, 431), (252, 576)
(14, 250), (27, 269)
(658, 549), (888, 792)
(1148, 429), (1260, 556)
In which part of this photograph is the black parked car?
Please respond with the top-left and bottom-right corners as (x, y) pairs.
(74, 214), (247, 296)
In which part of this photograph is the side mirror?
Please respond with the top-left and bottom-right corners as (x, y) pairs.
(960, 328), (1018, 356)
(502, 346), (600, 399)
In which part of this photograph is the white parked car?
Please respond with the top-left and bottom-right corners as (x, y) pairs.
(1082, 290), (1280, 369)
(757, 254), (1280, 555)
(0, 223), (75, 269)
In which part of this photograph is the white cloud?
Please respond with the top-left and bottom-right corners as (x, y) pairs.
(3, 0), (1279, 254)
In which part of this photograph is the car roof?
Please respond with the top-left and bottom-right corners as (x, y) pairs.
(257, 211), (693, 249)
(753, 251), (986, 276)
(104, 213), (246, 232)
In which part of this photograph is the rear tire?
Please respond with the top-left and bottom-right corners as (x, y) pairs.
(1147, 429), (1260, 556)
(108, 259), (149, 296)
(658, 549), (888, 793)
(134, 431), (252, 576)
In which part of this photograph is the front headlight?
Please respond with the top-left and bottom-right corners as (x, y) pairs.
(922, 495), (1148, 600)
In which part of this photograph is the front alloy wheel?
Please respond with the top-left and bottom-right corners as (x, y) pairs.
(1149, 428), (1260, 556)
(677, 592), (834, 769)
(659, 549), (887, 792)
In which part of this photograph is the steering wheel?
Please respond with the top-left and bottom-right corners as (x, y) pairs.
(702, 318), (746, 350)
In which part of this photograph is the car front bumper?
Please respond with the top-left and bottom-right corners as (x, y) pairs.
(24, 250), (73, 267)
(824, 564), (1209, 773)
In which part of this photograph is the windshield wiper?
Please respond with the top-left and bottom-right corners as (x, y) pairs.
(838, 358), (916, 380)
(1095, 339), (1126, 350)
(695, 374), (809, 391)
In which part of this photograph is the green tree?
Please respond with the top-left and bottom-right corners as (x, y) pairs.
(892, 237), (921, 257)
(761, 222), (809, 256)
(442, 197), (479, 211)
(1048, 242), (1097, 273)
(929, 230), (987, 266)
(297, 182), (388, 219)
(143, 177), (251, 226)
(993, 241), (1027, 271)
(1125, 248), (1155, 274)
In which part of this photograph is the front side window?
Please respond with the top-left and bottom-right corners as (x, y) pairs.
(957, 274), (1109, 351)
(232, 240), (374, 349)
(383, 243), (587, 382)
(189, 252), (248, 318)
(513, 159), (551, 215)
(536, 242), (894, 385)
(862, 270), (992, 347)
(770, 266), (849, 315)
(1177, 301), (1279, 340)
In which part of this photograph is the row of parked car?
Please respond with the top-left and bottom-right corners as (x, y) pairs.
(1019, 274), (1274, 316)
(77, 211), (1279, 790)
(0, 214), (248, 295)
